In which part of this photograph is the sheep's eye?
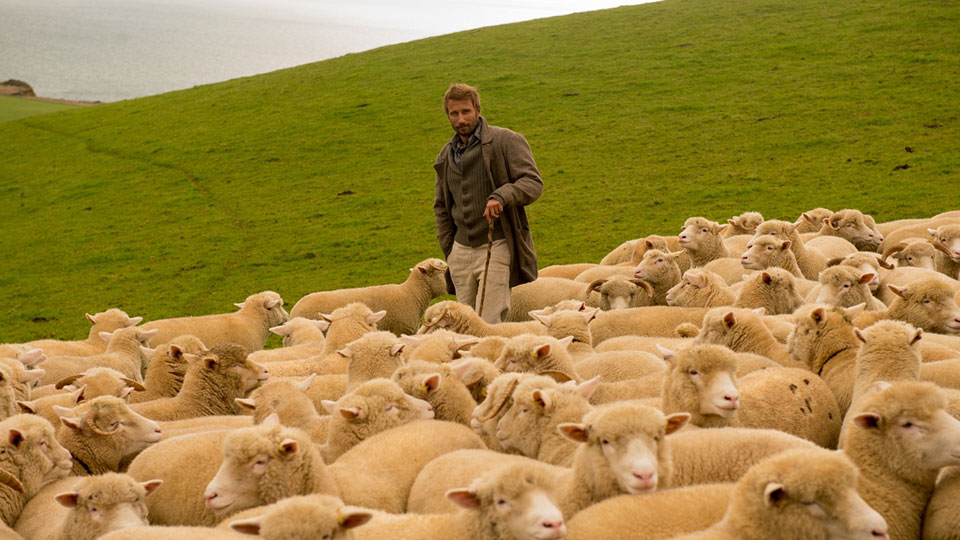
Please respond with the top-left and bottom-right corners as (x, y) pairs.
(496, 498), (508, 507)
(701, 228), (708, 233)
(688, 370), (699, 376)
(255, 459), (268, 466)
(653, 435), (660, 442)
(923, 300), (932, 305)
(601, 439), (610, 445)
(385, 404), (396, 412)
(842, 284), (850, 289)
(657, 258), (663, 263)
(520, 407), (529, 414)
(907, 257), (913, 261)
(902, 421), (914, 429)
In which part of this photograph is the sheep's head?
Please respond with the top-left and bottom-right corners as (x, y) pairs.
(471, 373), (523, 444)
(237, 377), (316, 425)
(742, 236), (793, 271)
(658, 344), (740, 426)
(558, 402), (688, 494)
(727, 212), (764, 235)
(530, 308), (597, 345)
(634, 250), (683, 286)
(340, 331), (406, 387)
(495, 335), (578, 383)
(392, 360), (448, 401)
(419, 300), (471, 334)
(843, 381), (960, 474)
(755, 219), (800, 242)
(737, 268), (805, 315)
(824, 209), (879, 250)
(55, 396), (162, 461)
(794, 208), (833, 233)
(883, 241), (938, 270)
(853, 320), (923, 381)
(320, 302), (386, 331)
(678, 217), (723, 251)
(446, 461), (565, 540)
(229, 494), (373, 540)
(269, 317), (329, 348)
(729, 448), (887, 540)
(191, 343), (269, 400)
(205, 418), (319, 516)
(830, 252), (888, 291)
(54, 473), (160, 536)
(412, 258), (450, 298)
(693, 307), (769, 351)
(0, 414), (73, 491)
(55, 367), (144, 402)
(630, 235), (669, 261)
(814, 266), (876, 308)
(86, 308), (143, 330)
(496, 377), (595, 457)
(786, 305), (863, 372)
(237, 291), (289, 327)
(589, 277), (653, 311)
(400, 329), (479, 364)
(929, 224), (960, 263)
(887, 280), (960, 334)
(666, 270), (725, 308)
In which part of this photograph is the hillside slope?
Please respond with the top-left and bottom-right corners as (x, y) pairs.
(0, 0), (957, 341)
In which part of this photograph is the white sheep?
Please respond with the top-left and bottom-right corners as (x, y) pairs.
(793, 207), (833, 234)
(854, 278), (960, 334)
(235, 377), (328, 443)
(589, 306), (709, 345)
(399, 329), (479, 364)
(505, 277), (595, 322)
(0, 414), (74, 526)
(25, 309), (143, 358)
(35, 326), (157, 386)
(805, 264), (886, 310)
(801, 208), (882, 251)
(290, 258), (448, 336)
(691, 307), (803, 368)
(247, 317), (328, 364)
(723, 212), (764, 238)
(665, 269), (736, 308)
(633, 249), (684, 305)
(391, 360), (476, 425)
(732, 268), (806, 315)
(418, 301), (546, 338)
(130, 335), (207, 404)
(589, 276), (656, 311)
(678, 217), (731, 267)
(343, 331), (407, 391)
(740, 235), (805, 278)
(141, 291), (289, 353)
(827, 250), (892, 293)
(225, 494), (373, 539)
(753, 219), (830, 281)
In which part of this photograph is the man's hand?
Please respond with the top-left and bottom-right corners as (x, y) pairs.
(483, 199), (503, 224)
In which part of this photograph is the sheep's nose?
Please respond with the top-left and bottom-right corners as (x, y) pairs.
(542, 519), (564, 530)
(632, 470), (654, 482)
(872, 531), (888, 539)
(204, 491), (218, 503)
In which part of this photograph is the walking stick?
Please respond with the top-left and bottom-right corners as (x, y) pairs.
(477, 216), (494, 319)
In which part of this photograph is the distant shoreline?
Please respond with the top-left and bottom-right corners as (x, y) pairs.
(20, 95), (99, 107)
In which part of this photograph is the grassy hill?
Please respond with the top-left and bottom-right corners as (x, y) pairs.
(0, 0), (957, 342)
(0, 95), (78, 122)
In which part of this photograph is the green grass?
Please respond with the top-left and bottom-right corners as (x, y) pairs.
(0, 95), (78, 122)
(0, 0), (957, 342)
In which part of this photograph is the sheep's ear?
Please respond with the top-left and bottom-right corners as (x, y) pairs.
(70, 386), (86, 404)
(927, 228), (939, 237)
(888, 285), (907, 298)
(656, 344), (676, 363)
(366, 310), (388, 326)
(826, 216), (841, 230)
(853, 328), (868, 343)
(99, 331), (113, 342)
(910, 328), (923, 346)
(234, 302), (245, 309)
(127, 316), (144, 326)
(543, 371), (574, 384)
(811, 307), (826, 324)
(761, 272), (773, 284)
(780, 240), (792, 250)
(139, 346), (156, 357)
(583, 308), (600, 325)
(557, 422), (590, 443)
(19, 369), (44, 384)
(532, 389), (554, 412)
(266, 298), (282, 310)
(576, 376), (600, 399)
(140, 479), (163, 497)
(140, 329), (160, 342)
(588, 279), (607, 295)
(529, 311), (552, 326)
(339, 407), (363, 421)
(722, 312), (737, 328)
(686, 272), (705, 287)
(422, 374), (441, 393)
(168, 345), (184, 360)
(665, 412), (691, 435)
(446, 488), (481, 509)
(727, 219), (737, 227)
(277, 438), (299, 457)
(764, 483), (788, 507)
(859, 273), (875, 285)
(16, 401), (36, 414)
(229, 516), (263, 535)
(55, 374), (83, 390)
(338, 507), (375, 529)
(399, 335), (422, 348)
(269, 324), (291, 337)
(336, 348), (352, 358)
(118, 387), (135, 400)
(390, 343), (406, 357)
(120, 378), (146, 392)
(415, 264), (429, 274)
(853, 413), (883, 431)
(321, 400), (338, 414)
(534, 343), (552, 359)
(557, 336), (574, 349)
(825, 257), (844, 268)
(261, 413), (280, 428)
(317, 312), (334, 323)
(454, 336), (481, 350)
(844, 303), (866, 320)
(85, 313), (96, 324)
(7, 429), (24, 449)
(203, 356), (220, 370)
(802, 212), (816, 223)
(752, 307), (766, 316)
(296, 373), (316, 392)
(314, 319), (330, 332)
(235, 397), (256, 410)
(17, 349), (45, 366)
(55, 492), (81, 508)
(59, 415), (83, 432)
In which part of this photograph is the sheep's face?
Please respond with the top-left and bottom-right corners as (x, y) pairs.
(596, 277), (650, 311)
(535, 309), (594, 345)
(197, 344), (269, 396)
(3, 415), (73, 490)
(755, 219), (799, 242)
(243, 291), (290, 327)
(741, 236), (792, 270)
(333, 379), (434, 431)
(414, 258), (450, 297)
(795, 209), (832, 234)
(665, 346), (740, 422)
(730, 212), (764, 234)
(496, 386), (561, 457)
(931, 225), (960, 263)
(419, 301), (462, 334)
(89, 308), (143, 331)
(825, 210), (879, 249)
(392, 361), (445, 401)
(55, 474), (158, 536)
(448, 463), (565, 540)
(850, 382), (960, 471)
(891, 282), (960, 334)
(58, 396), (162, 459)
(741, 270), (804, 315)
(892, 242), (938, 270)
(678, 218), (721, 252)
(634, 250), (679, 285)
(666, 271), (712, 307)
(496, 336), (576, 383)
(815, 267), (874, 308)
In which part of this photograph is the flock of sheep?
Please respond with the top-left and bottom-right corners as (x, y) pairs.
(0, 207), (959, 539)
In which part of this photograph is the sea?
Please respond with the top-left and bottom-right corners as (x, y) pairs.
(0, 0), (654, 102)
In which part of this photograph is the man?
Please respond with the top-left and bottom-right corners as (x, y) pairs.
(433, 83), (543, 324)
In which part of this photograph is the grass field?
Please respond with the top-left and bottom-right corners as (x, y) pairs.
(0, 0), (957, 343)
(0, 95), (78, 122)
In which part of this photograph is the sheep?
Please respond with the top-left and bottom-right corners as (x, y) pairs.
(841, 380), (960, 540)
(141, 291), (289, 353)
(14, 473), (162, 540)
(564, 483), (735, 540)
(665, 269), (736, 308)
(0, 414), (74, 527)
(264, 303), (386, 377)
(528, 308), (597, 360)
(407, 402), (690, 517)
(753, 219), (829, 281)
(538, 262), (601, 280)
(740, 235), (805, 278)
(0, 359), (44, 402)
(418, 301), (546, 338)
(25, 309), (143, 358)
(224, 494), (373, 539)
(469, 372), (531, 452)
(327, 419), (485, 513)
(828, 250), (893, 293)
(927, 224), (960, 278)
(599, 235), (677, 267)
(35, 326), (157, 386)
(290, 258), (449, 335)
(130, 343), (268, 421)
(17, 386), (86, 428)
(350, 461), (566, 540)
(495, 335), (581, 383)
(805, 264), (886, 310)
(801, 209), (882, 251)
(343, 331), (407, 391)
(53, 367), (143, 399)
(876, 266), (959, 305)
(235, 377), (329, 443)
(130, 335), (208, 403)
(247, 317), (328, 363)
(590, 307), (709, 345)
(449, 356), (502, 403)
(657, 345), (740, 428)
(319, 378), (434, 462)
(700, 256), (753, 285)
(691, 307), (803, 368)
(924, 466), (960, 540)
(573, 265), (637, 285)
(667, 448), (888, 540)
(203, 416), (341, 521)
(53, 395), (162, 475)
(733, 268), (806, 315)
(505, 277), (595, 322)
(392, 360), (476, 425)
(678, 217), (730, 267)
(589, 276), (656, 310)
(495, 375), (597, 466)
(786, 304), (865, 414)
(793, 207), (833, 234)
(884, 239), (942, 271)
(854, 278), (960, 334)
(804, 235), (859, 261)
(466, 335), (510, 362)
(850, 320), (924, 405)
(399, 329), (479, 363)
(723, 212), (764, 238)
(633, 250), (683, 305)
(878, 217), (960, 255)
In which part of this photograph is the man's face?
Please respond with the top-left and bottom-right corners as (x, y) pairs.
(446, 98), (479, 138)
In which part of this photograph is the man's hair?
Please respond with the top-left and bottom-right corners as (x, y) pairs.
(443, 83), (481, 113)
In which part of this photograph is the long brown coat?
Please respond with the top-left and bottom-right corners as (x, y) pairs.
(433, 116), (543, 294)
